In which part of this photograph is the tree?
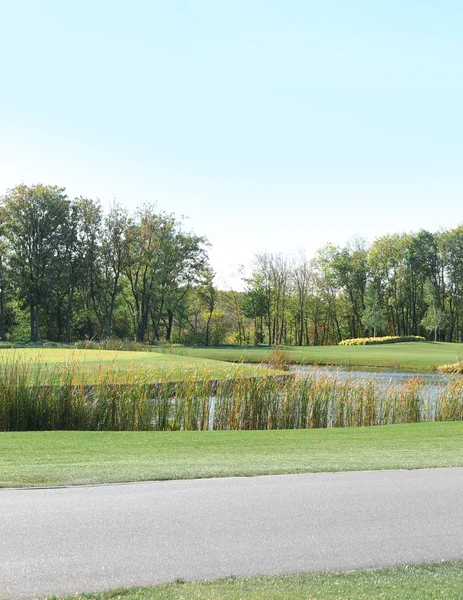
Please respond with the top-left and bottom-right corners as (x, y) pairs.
(293, 254), (315, 346)
(246, 253), (292, 345)
(89, 204), (130, 339)
(2, 184), (69, 341)
(61, 197), (102, 343)
(242, 287), (267, 345)
(363, 283), (387, 337)
(0, 205), (10, 340)
(125, 206), (208, 342)
(421, 279), (446, 341)
(197, 268), (216, 346)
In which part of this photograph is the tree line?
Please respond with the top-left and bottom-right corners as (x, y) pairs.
(242, 231), (463, 345)
(0, 184), (213, 344)
(1, 183), (463, 346)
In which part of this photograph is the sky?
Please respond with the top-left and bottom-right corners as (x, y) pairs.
(1, 0), (462, 288)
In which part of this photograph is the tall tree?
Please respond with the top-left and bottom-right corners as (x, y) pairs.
(2, 184), (69, 341)
(0, 205), (10, 340)
(363, 283), (387, 337)
(90, 204), (131, 339)
(197, 268), (217, 347)
(125, 207), (208, 342)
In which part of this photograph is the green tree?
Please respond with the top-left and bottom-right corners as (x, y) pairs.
(125, 206), (208, 342)
(0, 205), (11, 340)
(89, 204), (131, 339)
(363, 283), (387, 337)
(2, 184), (69, 341)
(421, 279), (446, 341)
(197, 268), (216, 347)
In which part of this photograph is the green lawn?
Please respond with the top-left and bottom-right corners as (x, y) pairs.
(177, 341), (463, 372)
(0, 347), (268, 383)
(2, 341), (463, 373)
(50, 561), (463, 599)
(2, 422), (462, 488)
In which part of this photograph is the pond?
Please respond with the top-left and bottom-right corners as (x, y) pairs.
(289, 365), (454, 384)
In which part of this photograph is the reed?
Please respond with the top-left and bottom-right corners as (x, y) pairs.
(0, 356), (462, 432)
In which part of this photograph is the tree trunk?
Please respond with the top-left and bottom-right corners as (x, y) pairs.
(35, 307), (40, 342)
(30, 303), (35, 341)
(205, 311), (213, 346)
(66, 293), (73, 344)
(165, 309), (174, 341)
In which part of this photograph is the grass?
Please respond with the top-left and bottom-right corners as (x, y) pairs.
(2, 356), (463, 431)
(49, 561), (463, 599)
(2, 422), (462, 487)
(3, 341), (463, 372)
(0, 348), (267, 383)
(175, 341), (463, 372)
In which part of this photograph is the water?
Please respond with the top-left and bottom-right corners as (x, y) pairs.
(289, 364), (452, 384)
(151, 366), (462, 430)
(288, 365), (462, 423)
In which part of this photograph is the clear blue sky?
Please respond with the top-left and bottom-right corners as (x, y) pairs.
(1, 1), (462, 287)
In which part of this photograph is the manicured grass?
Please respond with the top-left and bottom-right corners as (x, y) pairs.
(0, 348), (267, 382)
(177, 342), (463, 372)
(3, 341), (463, 372)
(50, 561), (463, 599)
(2, 422), (462, 487)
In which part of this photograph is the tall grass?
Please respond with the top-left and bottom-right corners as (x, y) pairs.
(0, 356), (462, 431)
(73, 339), (152, 352)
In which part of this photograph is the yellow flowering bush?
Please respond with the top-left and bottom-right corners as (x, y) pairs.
(339, 335), (425, 346)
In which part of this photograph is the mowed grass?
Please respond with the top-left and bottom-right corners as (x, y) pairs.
(0, 348), (268, 383)
(177, 341), (463, 372)
(50, 561), (463, 600)
(2, 422), (462, 487)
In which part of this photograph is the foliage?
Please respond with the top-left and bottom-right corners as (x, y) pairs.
(0, 185), (212, 345)
(4, 182), (463, 348)
(362, 283), (387, 337)
(339, 336), (425, 346)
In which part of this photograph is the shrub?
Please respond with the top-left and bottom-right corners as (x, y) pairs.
(438, 362), (463, 374)
(339, 336), (425, 346)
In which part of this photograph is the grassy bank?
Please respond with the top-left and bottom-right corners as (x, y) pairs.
(176, 341), (463, 372)
(2, 422), (462, 487)
(50, 561), (463, 599)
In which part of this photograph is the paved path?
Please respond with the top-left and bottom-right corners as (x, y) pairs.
(1, 468), (463, 599)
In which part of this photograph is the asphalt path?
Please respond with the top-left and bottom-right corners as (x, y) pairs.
(1, 468), (463, 599)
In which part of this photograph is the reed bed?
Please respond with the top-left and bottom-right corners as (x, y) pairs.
(0, 356), (462, 431)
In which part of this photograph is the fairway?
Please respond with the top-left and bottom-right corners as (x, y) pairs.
(2, 422), (462, 487)
(0, 347), (266, 382)
(177, 341), (463, 372)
